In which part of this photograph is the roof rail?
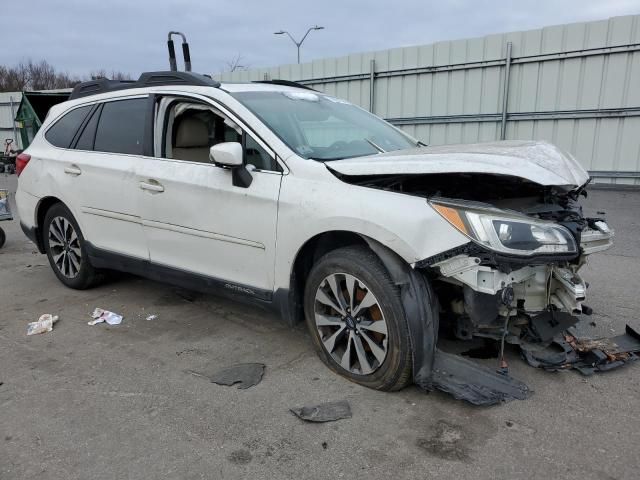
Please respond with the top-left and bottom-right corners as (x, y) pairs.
(68, 71), (220, 100)
(252, 79), (316, 91)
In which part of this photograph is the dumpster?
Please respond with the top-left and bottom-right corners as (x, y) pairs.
(14, 91), (70, 149)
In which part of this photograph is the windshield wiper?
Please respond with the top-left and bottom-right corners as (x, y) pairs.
(365, 138), (386, 153)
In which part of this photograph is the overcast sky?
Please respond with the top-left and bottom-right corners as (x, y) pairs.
(2, 0), (639, 77)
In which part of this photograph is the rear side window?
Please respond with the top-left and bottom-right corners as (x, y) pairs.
(45, 105), (92, 148)
(94, 98), (147, 155)
(74, 106), (101, 151)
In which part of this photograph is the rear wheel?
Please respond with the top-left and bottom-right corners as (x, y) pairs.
(303, 246), (412, 391)
(43, 203), (102, 289)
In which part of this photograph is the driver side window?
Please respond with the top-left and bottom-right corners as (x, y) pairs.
(157, 98), (280, 172)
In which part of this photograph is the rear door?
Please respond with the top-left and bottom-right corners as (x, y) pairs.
(57, 96), (149, 258)
(136, 94), (282, 296)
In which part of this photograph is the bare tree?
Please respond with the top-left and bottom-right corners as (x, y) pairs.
(0, 60), (132, 92)
(224, 54), (248, 72)
(0, 64), (29, 91)
(89, 69), (132, 81)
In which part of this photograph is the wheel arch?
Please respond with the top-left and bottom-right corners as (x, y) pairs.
(34, 196), (65, 253)
(276, 230), (412, 326)
(274, 229), (439, 389)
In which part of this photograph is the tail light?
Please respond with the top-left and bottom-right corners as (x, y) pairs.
(16, 153), (31, 177)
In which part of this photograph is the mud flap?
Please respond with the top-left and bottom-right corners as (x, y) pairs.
(429, 349), (531, 406)
(521, 324), (640, 374)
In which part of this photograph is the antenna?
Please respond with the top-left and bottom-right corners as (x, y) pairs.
(167, 31), (191, 72)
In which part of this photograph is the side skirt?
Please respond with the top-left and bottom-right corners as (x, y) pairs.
(85, 242), (275, 309)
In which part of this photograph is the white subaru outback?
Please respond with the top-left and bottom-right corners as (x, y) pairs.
(16, 71), (633, 404)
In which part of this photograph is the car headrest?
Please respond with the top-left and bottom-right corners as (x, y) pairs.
(175, 116), (209, 148)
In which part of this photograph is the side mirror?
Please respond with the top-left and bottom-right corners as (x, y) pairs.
(210, 142), (243, 167)
(209, 141), (252, 188)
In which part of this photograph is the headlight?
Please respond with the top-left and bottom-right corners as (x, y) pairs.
(430, 199), (577, 256)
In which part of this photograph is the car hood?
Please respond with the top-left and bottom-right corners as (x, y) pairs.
(326, 140), (589, 188)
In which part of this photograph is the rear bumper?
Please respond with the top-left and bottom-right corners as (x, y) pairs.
(16, 188), (44, 253)
(20, 221), (44, 253)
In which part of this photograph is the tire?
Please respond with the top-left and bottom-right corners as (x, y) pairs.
(0, 227), (5, 248)
(303, 246), (412, 391)
(43, 203), (102, 289)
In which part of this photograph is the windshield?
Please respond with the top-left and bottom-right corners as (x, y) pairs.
(232, 90), (418, 161)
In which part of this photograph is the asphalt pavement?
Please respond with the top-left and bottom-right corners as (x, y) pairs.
(1, 174), (639, 480)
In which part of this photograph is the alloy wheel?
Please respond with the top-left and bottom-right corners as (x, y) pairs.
(48, 216), (82, 278)
(314, 273), (389, 375)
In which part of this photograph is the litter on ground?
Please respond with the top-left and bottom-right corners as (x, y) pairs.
(290, 400), (352, 423)
(27, 314), (59, 335)
(146, 314), (158, 321)
(188, 363), (265, 389)
(88, 308), (123, 326)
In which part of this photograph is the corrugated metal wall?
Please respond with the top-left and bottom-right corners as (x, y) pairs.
(216, 15), (640, 185)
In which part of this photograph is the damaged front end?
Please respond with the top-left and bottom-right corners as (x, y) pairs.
(420, 188), (640, 375)
(347, 168), (639, 405)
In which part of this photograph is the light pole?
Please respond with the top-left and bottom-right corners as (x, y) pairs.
(274, 25), (324, 64)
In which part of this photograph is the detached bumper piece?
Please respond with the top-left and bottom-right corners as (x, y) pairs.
(426, 349), (531, 406)
(521, 324), (640, 375)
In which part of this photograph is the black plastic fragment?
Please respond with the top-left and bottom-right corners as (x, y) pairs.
(529, 310), (579, 342)
(430, 350), (531, 406)
(207, 363), (265, 389)
(520, 324), (640, 375)
(290, 400), (352, 422)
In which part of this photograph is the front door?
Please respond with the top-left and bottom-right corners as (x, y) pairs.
(136, 96), (282, 296)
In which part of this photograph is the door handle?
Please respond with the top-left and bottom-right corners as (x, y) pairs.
(64, 165), (82, 176)
(139, 180), (165, 193)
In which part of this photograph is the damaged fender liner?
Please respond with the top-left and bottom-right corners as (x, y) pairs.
(431, 350), (530, 405)
(365, 238), (530, 405)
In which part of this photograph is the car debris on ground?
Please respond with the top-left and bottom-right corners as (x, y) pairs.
(188, 363), (266, 389)
(88, 308), (123, 326)
(26, 314), (59, 336)
(290, 400), (352, 423)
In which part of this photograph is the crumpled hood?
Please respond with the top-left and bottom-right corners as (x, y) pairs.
(327, 140), (590, 188)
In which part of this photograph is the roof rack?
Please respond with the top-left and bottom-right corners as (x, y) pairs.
(68, 71), (220, 100)
(252, 79), (315, 91)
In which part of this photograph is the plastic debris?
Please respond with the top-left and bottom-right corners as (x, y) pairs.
(88, 308), (123, 326)
(290, 400), (352, 423)
(145, 314), (158, 321)
(188, 363), (265, 389)
(27, 314), (59, 336)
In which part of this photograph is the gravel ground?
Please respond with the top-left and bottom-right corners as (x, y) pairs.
(1, 174), (639, 480)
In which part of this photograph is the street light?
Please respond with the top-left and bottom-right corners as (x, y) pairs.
(274, 25), (325, 64)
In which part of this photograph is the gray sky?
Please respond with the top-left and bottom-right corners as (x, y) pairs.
(2, 0), (639, 77)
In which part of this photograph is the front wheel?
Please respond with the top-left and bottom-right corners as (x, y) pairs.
(43, 203), (102, 289)
(303, 246), (412, 391)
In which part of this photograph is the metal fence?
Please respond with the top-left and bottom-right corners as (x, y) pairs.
(216, 15), (640, 185)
